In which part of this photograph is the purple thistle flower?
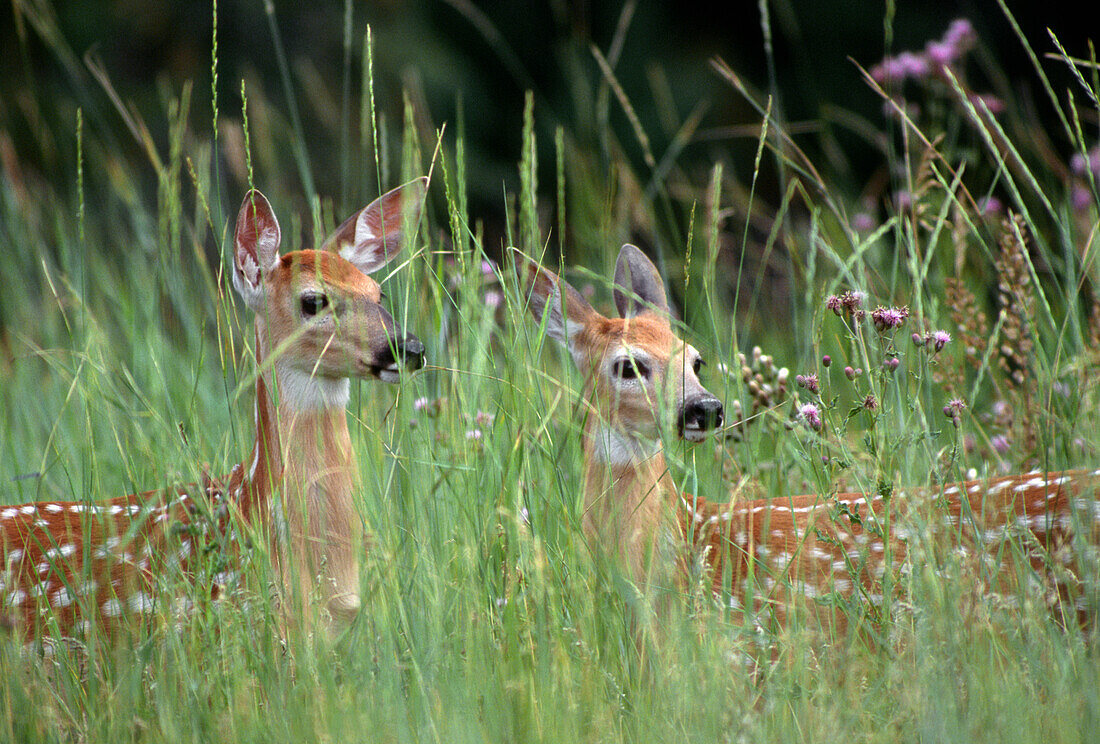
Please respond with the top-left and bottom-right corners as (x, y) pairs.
(863, 394), (878, 411)
(896, 51), (930, 79)
(943, 18), (977, 54)
(465, 429), (483, 441)
(852, 212), (876, 232)
(924, 40), (955, 69)
(413, 397), (432, 412)
(871, 305), (910, 332)
(943, 398), (967, 418)
(484, 290), (503, 309)
(1072, 186), (1093, 212)
(825, 290), (865, 319)
(1071, 152), (1089, 175)
(931, 330), (952, 352)
(796, 373), (820, 394)
(969, 93), (1005, 116)
(475, 410), (495, 427)
(978, 196), (1003, 216)
(799, 403), (823, 431)
(990, 434), (1010, 454)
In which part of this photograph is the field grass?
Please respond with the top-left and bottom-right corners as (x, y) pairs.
(3, 6), (1100, 743)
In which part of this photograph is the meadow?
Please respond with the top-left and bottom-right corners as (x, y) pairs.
(2, 5), (1100, 742)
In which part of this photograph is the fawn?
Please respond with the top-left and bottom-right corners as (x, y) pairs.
(1, 178), (428, 641)
(517, 243), (1100, 630)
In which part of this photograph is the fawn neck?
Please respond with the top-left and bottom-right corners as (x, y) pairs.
(582, 414), (678, 581)
(251, 318), (362, 622)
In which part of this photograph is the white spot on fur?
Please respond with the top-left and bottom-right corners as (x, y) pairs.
(1, 508), (17, 519)
(44, 544), (76, 560)
(212, 571), (239, 587)
(20, 505), (35, 515)
(44, 504), (62, 513)
(101, 598), (123, 617)
(51, 588), (74, 608)
(128, 592), (154, 613)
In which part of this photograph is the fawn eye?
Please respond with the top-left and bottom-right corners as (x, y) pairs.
(693, 357), (705, 376)
(300, 293), (329, 317)
(612, 358), (648, 380)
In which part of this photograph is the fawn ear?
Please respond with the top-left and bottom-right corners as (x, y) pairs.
(512, 248), (597, 349)
(321, 176), (428, 275)
(234, 189), (282, 311)
(613, 243), (668, 318)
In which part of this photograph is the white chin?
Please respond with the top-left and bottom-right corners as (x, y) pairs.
(682, 427), (708, 443)
(377, 367), (401, 384)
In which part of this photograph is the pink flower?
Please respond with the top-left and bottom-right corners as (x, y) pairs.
(795, 373), (820, 394)
(990, 435), (1010, 454)
(465, 429), (483, 441)
(852, 212), (876, 232)
(484, 290), (503, 309)
(943, 398), (967, 421)
(825, 290), (865, 319)
(1072, 186), (1093, 212)
(943, 19), (977, 53)
(413, 397), (432, 412)
(978, 196), (1002, 216)
(924, 40), (955, 68)
(799, 403), (823, 431)
(871, 305), (910, 332)
(969, 93), (1005, 116)
(931, 330), (952, 352)
(896, 51), (930, 79)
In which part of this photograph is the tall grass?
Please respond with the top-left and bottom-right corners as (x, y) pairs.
(2, 5), (1100, 743)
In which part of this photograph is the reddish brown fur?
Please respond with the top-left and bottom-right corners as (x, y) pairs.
(521, 246), (1100, 631)
(2, 182), (426, 642)
(684, 471), (1100, 630)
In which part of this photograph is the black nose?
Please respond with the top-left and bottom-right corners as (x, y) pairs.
(679, 396), (724, 435)
(396, 334), (425, 371)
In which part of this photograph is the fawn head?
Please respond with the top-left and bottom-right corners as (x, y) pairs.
(233, 178), (428, 387)
(517, 244), (724, 448)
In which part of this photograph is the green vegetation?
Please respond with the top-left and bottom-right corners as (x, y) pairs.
(2, 5), (1099, 742)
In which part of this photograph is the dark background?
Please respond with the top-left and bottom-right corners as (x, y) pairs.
(1, 1), (1093, 259)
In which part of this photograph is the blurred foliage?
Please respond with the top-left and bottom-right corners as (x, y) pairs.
(1, 0), (1096, 334)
